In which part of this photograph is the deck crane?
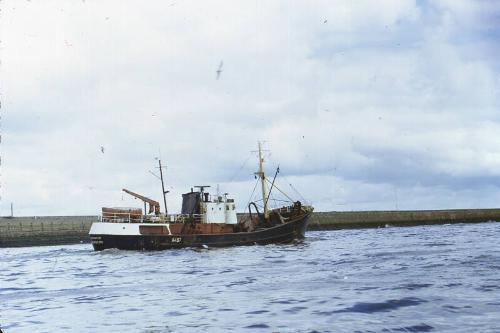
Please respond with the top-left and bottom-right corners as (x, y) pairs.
(122, 188), (161, 215)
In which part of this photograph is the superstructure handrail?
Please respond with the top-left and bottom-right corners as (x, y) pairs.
(100, 212), (204, 224)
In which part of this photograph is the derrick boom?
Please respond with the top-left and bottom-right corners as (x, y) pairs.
(122, 188), (160, 215)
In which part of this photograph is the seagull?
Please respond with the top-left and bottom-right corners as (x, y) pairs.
(216, 61), (223, 80)
(100, 146), (105, 154)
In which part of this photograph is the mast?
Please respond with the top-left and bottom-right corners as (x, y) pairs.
(158, 159), (168, 215)
(256, 142), (269, 219)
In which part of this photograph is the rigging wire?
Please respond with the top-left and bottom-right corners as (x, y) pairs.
(265, 178), (294, 202)
(270, 190), (278, 209)
(244, 146), (310, 210)
(265, 154), (308, 204)
(245, 178), (260, 210)
(269, 198), (291, 203)
(277, 169), (308, 204)
(228, 153), (252, 183)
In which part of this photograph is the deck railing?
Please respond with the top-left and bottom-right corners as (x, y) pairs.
(100, 212), (204, 224)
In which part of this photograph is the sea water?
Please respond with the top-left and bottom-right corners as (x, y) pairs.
(1, 222), (500, 332)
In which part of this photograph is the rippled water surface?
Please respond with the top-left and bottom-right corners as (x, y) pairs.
(2, 223), (500, 332)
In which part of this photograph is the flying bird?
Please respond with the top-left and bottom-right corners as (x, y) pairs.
(216, 61), (223, 80)
(100, 146), (105, 154)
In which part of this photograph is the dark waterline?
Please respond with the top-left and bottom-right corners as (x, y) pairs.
(1, 223), (500, 332)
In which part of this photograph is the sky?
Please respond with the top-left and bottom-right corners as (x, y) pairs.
(1, 0), (500, 216)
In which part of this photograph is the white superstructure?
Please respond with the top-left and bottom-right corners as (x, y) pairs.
(201, 195), (237, 224)
(92, 187), (239, 229)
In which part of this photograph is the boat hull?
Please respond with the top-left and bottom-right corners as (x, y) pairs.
(89, 213), (311, 251)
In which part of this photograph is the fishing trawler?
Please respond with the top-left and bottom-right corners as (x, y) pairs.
(89, 143), (313, 251)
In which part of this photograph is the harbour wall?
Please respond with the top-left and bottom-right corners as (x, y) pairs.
(0, 216), (95, 248)
(1, 208), (500, 247)
(307, 208), (500, 230)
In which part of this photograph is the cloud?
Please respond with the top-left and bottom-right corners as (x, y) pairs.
(1, 0), (500, 215)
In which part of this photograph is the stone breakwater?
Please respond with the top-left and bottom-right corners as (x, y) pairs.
(0, 216), (95, 247)
(307, 208), (500, 230)
(1, 208), (500, 247)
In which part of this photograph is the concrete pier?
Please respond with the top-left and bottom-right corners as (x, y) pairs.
(1, 208), (500, 247)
